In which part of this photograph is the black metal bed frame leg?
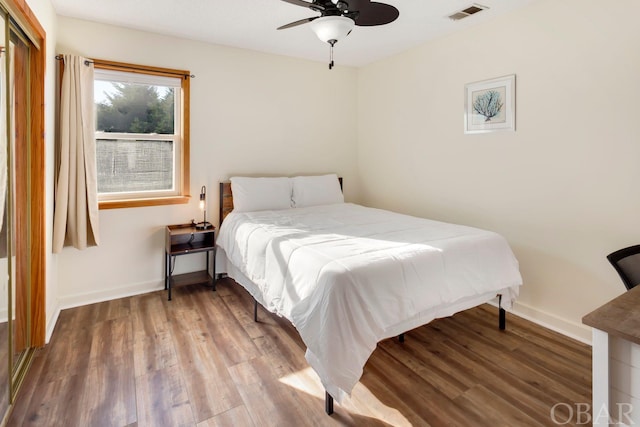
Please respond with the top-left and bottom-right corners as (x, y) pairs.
(254, 300), (258, 322)
(325, 391), (334, 415)
(319, 300), (502, 415)
(498, 294), (506, 330)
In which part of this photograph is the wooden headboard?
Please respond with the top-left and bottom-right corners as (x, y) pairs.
(219, 182), (234, 226)
(219, 177), (343, 227)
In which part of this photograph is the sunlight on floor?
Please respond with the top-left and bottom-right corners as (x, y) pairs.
(278, 367), (412, 426)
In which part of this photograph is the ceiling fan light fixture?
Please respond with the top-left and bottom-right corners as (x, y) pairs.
(310, 15), (355, 45)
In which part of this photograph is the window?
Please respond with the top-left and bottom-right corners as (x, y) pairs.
(93, 60), (191, 209)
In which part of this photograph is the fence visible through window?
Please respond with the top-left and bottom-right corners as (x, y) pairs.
(96, 139), (174, 194)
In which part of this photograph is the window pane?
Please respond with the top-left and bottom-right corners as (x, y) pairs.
(95, 82), (175, 134)
(92, 61), (189, 208)
(97, 139), (174, 193)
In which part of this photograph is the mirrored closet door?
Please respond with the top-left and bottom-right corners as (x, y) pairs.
(0, 0), (44, 422)
(9, 15), (33, 387)
(0, 9), (10, 420)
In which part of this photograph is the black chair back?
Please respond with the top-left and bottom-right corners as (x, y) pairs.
(607, 244), (640, 290)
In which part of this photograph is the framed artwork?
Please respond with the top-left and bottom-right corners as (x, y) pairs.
(464, 74), (515, 134)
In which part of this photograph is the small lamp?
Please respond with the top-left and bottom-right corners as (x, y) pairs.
(195, 185), (212, 230)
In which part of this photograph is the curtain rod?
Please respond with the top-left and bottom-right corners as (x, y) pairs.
(55, 54), (93, 66)
(54, 55), (195, 79)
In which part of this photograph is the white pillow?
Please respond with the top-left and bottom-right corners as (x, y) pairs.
(292, 174), (344, 208)
(230, 177), (292, 212)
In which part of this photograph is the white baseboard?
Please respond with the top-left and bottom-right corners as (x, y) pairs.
(45, 280), (162, 344)
(59, 279), (164, 311)
(46, 302), (61, 344)
(489, 299), (592, 345)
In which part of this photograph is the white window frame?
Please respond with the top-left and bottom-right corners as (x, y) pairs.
(93, 60), (191, 209)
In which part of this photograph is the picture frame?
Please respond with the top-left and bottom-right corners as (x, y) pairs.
(464, 74), (515, 134)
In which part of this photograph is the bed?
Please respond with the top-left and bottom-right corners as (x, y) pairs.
(216, 175), (522, 415)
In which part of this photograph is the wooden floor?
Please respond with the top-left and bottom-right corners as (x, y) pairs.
(8, 278), (591, 426)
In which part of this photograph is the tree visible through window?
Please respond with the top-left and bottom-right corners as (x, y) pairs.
(93, 61), (190, 208)
(97, 83), (174, 134)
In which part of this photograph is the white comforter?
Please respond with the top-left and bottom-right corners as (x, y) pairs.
(217, 203), (522, 402)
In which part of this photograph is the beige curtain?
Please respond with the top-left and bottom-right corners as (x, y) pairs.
(52, 54), (99, 253)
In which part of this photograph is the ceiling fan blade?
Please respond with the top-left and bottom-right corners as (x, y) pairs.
(354, 2), (399, 26)
(344, 0), (370, 12)
(277, 16), (317, 30)
(280, 0), (324, 11)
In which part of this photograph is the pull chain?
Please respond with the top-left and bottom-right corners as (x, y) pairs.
(328, 40), (336, 70)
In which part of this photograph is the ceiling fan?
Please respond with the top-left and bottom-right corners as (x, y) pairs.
(277, 0), (399, 69)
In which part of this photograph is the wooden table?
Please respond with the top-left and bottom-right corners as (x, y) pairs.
(583, 285), (640, 425)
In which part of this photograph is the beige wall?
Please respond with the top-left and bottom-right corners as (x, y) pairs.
(357, 0), (640, 341)
(55, 17), (358, 308)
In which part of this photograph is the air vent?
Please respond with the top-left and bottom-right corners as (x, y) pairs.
(447, 4), (489, 21)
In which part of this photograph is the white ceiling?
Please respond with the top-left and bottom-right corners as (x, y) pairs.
(51, 0), (536, 67)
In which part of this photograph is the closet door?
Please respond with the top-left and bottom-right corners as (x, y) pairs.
(0, 4), (40, 407)
(10, 24), (30, 381)
(0, 8), (9, 420)
(0, 0), (46, 419)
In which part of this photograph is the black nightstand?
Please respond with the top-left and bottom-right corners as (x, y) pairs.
(165, 224), (216, 301)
